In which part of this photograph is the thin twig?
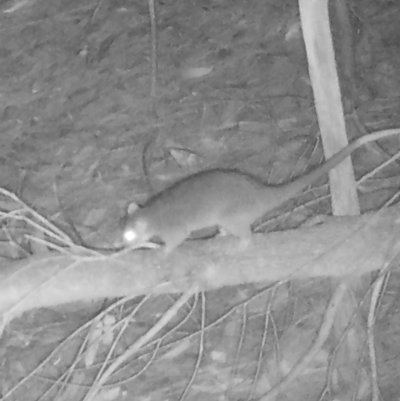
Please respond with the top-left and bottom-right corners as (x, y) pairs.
(0, 187), (72, 243)
(84, 285), (198, 401)
(257, 281), (349, 401)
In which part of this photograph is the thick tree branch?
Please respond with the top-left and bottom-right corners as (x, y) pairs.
(1, 206), (400, 328)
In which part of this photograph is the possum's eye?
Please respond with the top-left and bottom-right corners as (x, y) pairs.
(123, 219), (148, 243)
(123, 229), (138, 243)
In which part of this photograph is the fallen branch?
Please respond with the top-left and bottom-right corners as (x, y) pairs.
(1, 206), (400, 328)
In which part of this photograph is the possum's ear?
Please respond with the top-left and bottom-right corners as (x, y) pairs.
(127, 202), (140, 215)
(118, 202), (141, 229)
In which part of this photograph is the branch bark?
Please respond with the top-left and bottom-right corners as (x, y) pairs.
(1, 206), (400, 328)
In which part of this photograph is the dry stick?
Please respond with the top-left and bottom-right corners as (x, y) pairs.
(2, 225), (31, 258)
(3, 304), (89, 398)
(0, 210), (70, 246)
(0, 188), (116, 256)
(1, 292), (157, 400)
(323, 302), (364, 400)
(269, 315), (280, 378)
(358, 148), (400, 185)
(78, 288), (269, 398)
(84, 285), (198, 401)
(46, 297), (153, 401)
(23, 217), (72, 245)
(157, 286), (281, 363)
(25, 234), (74, 254)
(25, 230), (99, 257)
(368, 275), (383, 401)
(0, 187), (72, 243)
(376, 188), (400, 210)
(323, 261), (395, 400)
(368, 261), (393, 401)
(47, 311), (108, 401)
(256, 281), (349, 401)
(87, 295), (151, 394)
(248, 290), (275, 401)
(179, 291), (206, 401)
(148, 291), (200, 351)
(53, 179), (85, 246)
(116, 293), (200, 386)
(350, 112), (400, 169)
(301, 0), (358, 213)
(249, 287), (280, 401)
(226, 303), (247, 401)
(127, 338), (163, 382)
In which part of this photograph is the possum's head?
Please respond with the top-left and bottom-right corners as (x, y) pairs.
(122, 203), (159, 249)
